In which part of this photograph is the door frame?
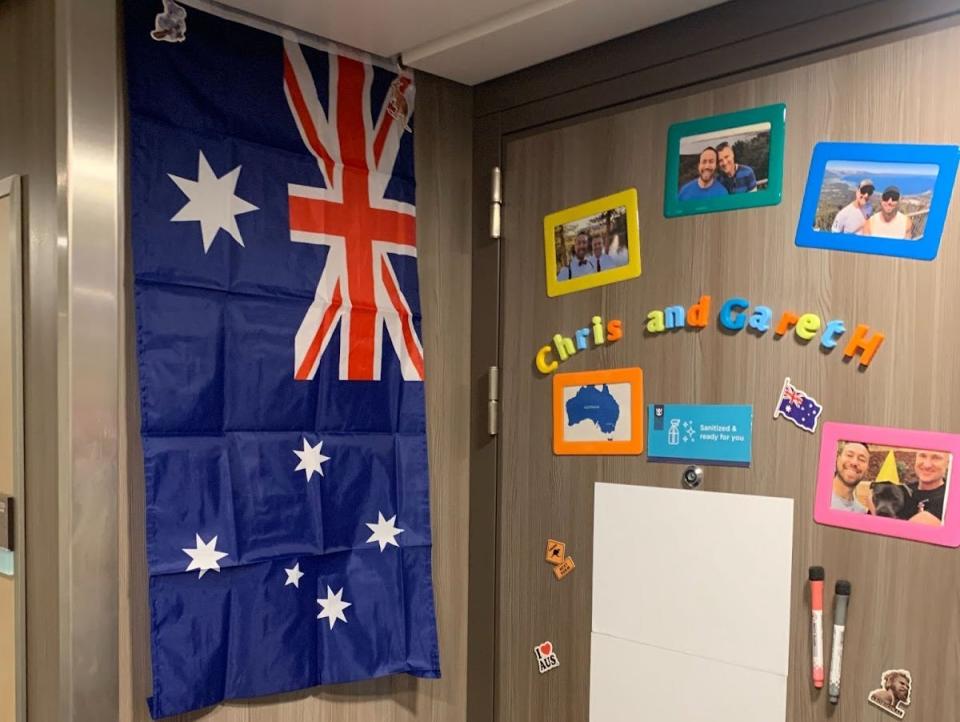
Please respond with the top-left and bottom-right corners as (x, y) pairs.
(466, 1), (960, 719)
(0, 174), (26, 722)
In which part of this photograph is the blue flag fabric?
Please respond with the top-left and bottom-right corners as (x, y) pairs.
(125, 2), (440, 717)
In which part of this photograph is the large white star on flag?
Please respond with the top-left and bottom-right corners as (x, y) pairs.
(365, 512), (405, 552)
(182, 534), (228, 579)
(284, 562), (305, 588)
(168, 150), (258, 253)
(317, 586), (352, 630)
(293, 437), (330, 482)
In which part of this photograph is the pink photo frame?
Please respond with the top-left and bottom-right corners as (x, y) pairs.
(815, 422), (960, 547)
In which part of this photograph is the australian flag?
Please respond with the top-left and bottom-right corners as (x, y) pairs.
(126, 2), (439, 717)
(773, 377), (823, 433)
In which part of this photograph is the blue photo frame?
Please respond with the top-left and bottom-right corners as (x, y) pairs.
(663, 103), (786, 218)
(795, 142), (960, 260)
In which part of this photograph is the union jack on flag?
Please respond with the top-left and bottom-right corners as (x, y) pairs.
(126, 2), (439, 718)
(284, 42), (423, 381)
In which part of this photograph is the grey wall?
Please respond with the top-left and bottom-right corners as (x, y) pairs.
(0, 0), (59, 720)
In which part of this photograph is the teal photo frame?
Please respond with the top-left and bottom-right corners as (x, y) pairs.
(664, 103), (786, 218)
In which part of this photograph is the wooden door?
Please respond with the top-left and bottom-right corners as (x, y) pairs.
(497, 25), (960, 722)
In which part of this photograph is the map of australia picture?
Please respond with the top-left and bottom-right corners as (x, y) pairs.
(564, 384), (630, 441)
(553, 368), (644, 455)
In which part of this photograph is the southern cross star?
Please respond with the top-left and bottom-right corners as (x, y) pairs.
(182, 533), (229, 579)
(284, 562), (305, 588)
(317, 586), (352, 630)
(365, 511), (405, 551)
(293, 437), (331, 482)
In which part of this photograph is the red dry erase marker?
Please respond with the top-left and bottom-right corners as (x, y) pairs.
(809, 566), (825, 688)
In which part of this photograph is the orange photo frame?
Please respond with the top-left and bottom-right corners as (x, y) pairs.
(552, 368), (644, 455)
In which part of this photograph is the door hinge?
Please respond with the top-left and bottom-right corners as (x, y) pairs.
(487, 365), (499, 436)
(490, 166), (502, 240)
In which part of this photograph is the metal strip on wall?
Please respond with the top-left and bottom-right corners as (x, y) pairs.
(55, 0), (121, 719)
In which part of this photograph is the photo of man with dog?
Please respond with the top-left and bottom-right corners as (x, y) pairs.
(832, 441), (950, 526)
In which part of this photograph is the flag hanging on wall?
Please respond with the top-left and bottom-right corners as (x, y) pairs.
(125, 1), (439, 717)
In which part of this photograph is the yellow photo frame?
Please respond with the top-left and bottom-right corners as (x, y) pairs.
(543, 189), (641, 297)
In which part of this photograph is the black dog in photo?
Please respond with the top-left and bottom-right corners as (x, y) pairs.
(870, 481), (912, 518)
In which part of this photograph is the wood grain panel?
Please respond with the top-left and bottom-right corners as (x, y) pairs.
(0, 1), (60, 720)
(119, 71), (473, 722)
(498, 25), (960, 722)
(0, 194), (15, 722)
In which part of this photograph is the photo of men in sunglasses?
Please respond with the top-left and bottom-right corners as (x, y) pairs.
(830, 178), (875, 234)
(817, 160), (937, 239)
(831, 181), (913, 238)
(861, 185), (912, 238)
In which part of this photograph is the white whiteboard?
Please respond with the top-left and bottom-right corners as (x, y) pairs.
(591, 483), (794, 722)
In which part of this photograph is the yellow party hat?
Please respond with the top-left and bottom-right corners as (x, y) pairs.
(875, 451), (901, 484)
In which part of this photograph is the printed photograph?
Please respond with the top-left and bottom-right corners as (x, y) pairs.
(663, 103), (785, 218)
(830, 440), (950, 526)
(553, 205), (629, 281)
(543, 188), (640, 298)
(813, 160), (940, 240)
(676, 122), (772, 200)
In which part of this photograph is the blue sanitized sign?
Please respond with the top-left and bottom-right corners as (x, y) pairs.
(648, 404), (753, 466)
